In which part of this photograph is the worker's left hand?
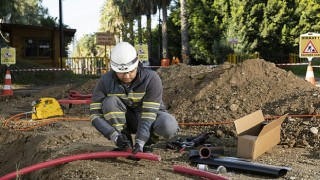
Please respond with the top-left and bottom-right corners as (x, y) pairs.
(132, 143), (143, 154)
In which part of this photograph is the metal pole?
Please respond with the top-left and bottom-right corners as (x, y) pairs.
(104, 45), (108, 72)
(59, 0), (64, 68)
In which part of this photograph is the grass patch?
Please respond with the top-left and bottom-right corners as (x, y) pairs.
(282, 58), (320, 77)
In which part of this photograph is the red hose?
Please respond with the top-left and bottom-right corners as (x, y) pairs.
(0, 151), (161, 180)
(173, 165), (230, 180)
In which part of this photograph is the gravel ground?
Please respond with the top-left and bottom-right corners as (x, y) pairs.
(0, 59), (319, 180)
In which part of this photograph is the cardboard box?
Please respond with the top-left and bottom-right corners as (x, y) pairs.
(234, 110), (287, 159)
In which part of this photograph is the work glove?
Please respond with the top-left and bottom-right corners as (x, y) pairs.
(115, 134), (132, 150)
(132, 143), (143, 154)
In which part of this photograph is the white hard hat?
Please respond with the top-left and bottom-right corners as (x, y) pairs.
(110, 42), (138, 73)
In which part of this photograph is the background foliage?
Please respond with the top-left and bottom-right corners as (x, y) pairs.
(0, 0), (71, 55)
(93, 0), (320, 65)
(1, 0), (320, 65)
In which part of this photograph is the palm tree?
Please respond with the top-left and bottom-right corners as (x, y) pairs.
(114, 0), (136, 44)
(100, 0), (136, 44)
(118, 0), (158, 63)
(137, 0), (157, 63)
(99, 0), (124, 42)
(100, 0), (158, 63)
(180, 0), (190, 64)
(134, 0), (153, 44)
(160, 0), (172, 59)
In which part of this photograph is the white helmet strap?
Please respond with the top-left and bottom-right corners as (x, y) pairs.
(111, 57), (138, 71)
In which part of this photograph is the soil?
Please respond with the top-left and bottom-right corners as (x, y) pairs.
(0, 59), (319, 180)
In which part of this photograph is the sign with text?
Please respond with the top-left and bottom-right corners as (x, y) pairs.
(1, 47), (16, 65)
(96, 32), (115, 46)
(299, 32), (320, 58)
(135, 44), (148, 62)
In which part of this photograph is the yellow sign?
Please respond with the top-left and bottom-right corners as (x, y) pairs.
(299, 32), (320, 58)
(135, 44), (148, 62)
(1, 47), (16, 65)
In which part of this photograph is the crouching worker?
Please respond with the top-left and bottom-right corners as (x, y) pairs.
(90, 42), (179, 153)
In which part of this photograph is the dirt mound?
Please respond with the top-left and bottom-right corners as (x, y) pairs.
(157, 59), (320, 149)
(0, 59), (319, 180)
(158, 59), (318, 120)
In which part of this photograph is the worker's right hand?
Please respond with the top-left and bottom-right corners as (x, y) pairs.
(115, 134), (132, 150)
(132, 143), (143, 154)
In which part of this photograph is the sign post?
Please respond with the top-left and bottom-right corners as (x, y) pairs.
(1, 47), (16, 66)
(228, 38), (238, 53)
(299, 32), (320, 85)
(96, 32), (116, 73)
(96, 32), (115, 46)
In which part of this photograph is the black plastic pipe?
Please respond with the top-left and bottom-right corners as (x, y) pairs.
(199, 146), (225, 158)
(189, 150), (291, 177)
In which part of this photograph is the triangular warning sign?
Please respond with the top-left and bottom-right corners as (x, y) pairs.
(303, 41), (318, 53)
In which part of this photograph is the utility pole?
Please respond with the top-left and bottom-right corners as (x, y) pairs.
(59, 0), (64, 68)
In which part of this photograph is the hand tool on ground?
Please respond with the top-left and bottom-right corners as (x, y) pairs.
(167, 132), (214, 152)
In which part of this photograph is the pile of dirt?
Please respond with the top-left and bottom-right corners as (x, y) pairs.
(0, 59), (319, 180)
(157, 59), (320, 149)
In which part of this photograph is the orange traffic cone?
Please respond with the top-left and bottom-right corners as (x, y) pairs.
(305, 65), (316, 86)
(1, 69), (13, 96)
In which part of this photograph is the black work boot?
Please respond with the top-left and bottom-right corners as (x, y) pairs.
(143, 132), (160, 153)
(143, 146), (153, 153)
(145, 131), (160, 145)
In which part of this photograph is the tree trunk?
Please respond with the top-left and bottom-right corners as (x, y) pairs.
(129, 21), (134, 45)
(121, 24), (127, 42)
(138, 16), (142, 44)
(146, 14), (153, 65)
(180, 0), (190, 64)
(162, 1), (168, 59)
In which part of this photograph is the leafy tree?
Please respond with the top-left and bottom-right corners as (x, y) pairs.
(228, 1), (264, 54)
(291, 0), (320, 46)
(257, 0), (292, 62)
(39, 14), (58, 27)
(0, 0), (13, 21)
(0, 0), (56, 26)
(0, 0), (58, 46)
(186, 0), (229, 64)
(73, 34), (97, 57)
(227, 0), (319, 63)
(99, 0), (124, 42)
(77, 0), (320, 65)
